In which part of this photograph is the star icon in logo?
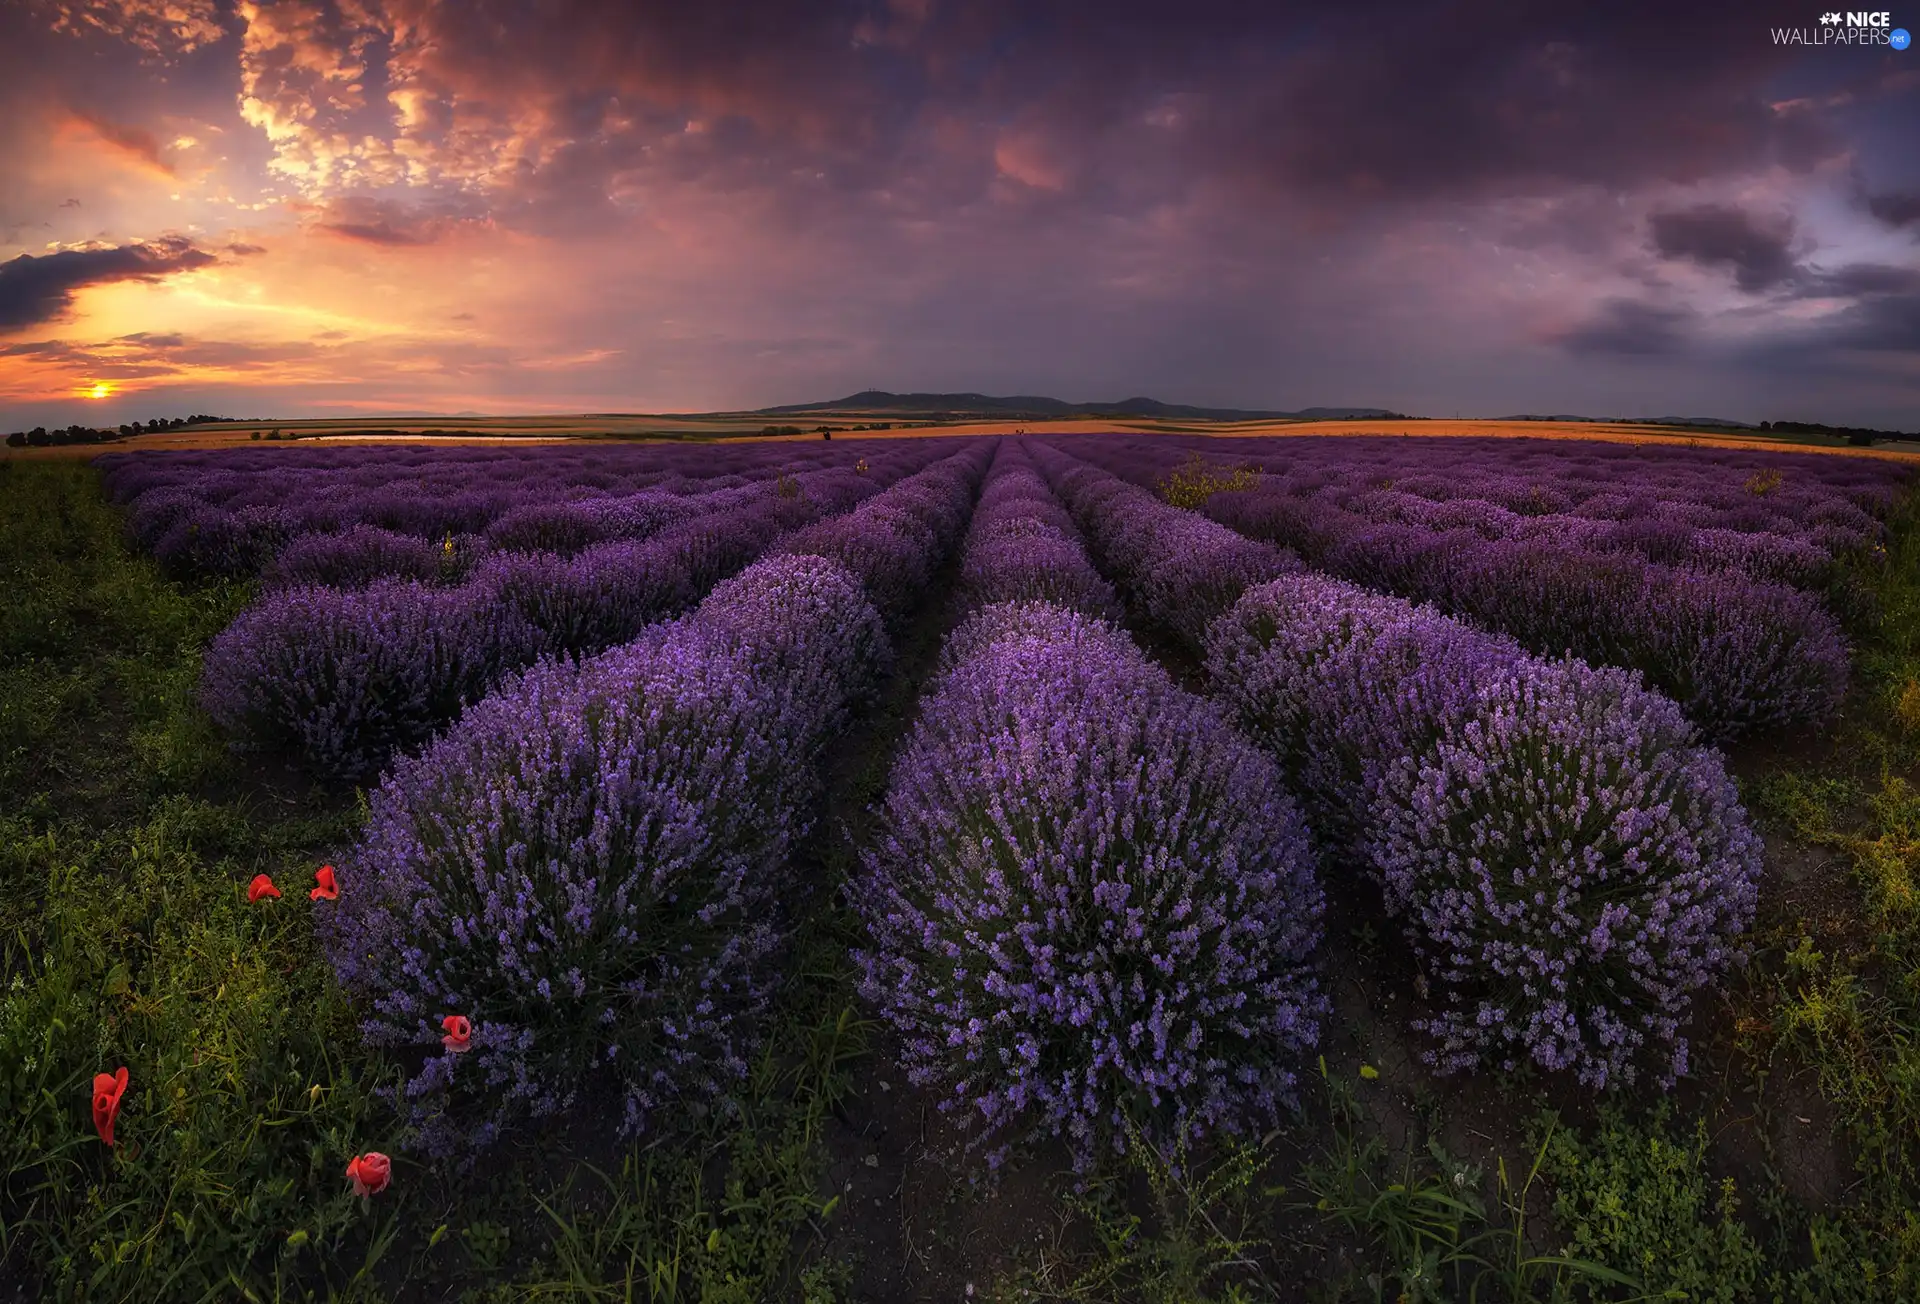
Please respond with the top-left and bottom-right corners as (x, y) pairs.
(1820, 11), (1841, 22)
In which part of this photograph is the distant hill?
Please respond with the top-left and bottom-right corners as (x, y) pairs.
(753, 390), (1409, 421)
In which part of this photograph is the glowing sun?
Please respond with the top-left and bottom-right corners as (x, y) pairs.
(81, 381), (116, 400)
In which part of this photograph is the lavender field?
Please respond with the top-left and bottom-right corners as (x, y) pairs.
(4, 431), (1919, 1302)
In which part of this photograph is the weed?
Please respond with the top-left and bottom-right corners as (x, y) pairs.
(990, 1121), (1279, 1303)
(1155, 453), (1261, 510)
(1300, 1061), (1641, 1303)
(1536, 1103), (1762, 1303)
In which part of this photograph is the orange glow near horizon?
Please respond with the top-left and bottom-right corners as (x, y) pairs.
(81, 381), (117, 400)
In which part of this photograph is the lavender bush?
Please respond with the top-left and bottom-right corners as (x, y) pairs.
(152, 505), (293, 580)
(198, 460), (920, 780)
(1207, 574), (1763, 1086)
(322, 554), (889, 1154)
(100, 437), (953, 579)
(1029, 447), (1295, 650)
(1056, 434), (1875, 736)
(775, 441), (992, 619)
(1364, 658), (1762, 1086)
(263, 525), (453, 590)
(201, 579), (544, 782)
(954, 446), (1123, 620)
(858, 604), (1325, 1168)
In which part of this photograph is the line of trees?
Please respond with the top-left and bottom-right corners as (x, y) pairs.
(1759, 420), (1914, 447)
(5, 415), (232, 448)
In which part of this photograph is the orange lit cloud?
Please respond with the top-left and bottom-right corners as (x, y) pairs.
(64, 108), (176, 177)
(33, 0), (223, 58)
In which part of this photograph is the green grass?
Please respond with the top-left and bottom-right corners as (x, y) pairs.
(0, 461), (398, 1300)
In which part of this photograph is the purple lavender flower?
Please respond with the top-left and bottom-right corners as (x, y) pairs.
(323, 553), (889, 1155)
(1363, 656), (1762, 1088)
(857, 605), (1325, 1169)
(1207, 574), (1762, 1087)
(315, 446), (995, 1153)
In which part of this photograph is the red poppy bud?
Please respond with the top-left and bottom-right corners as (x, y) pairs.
(91, 1066), (129, 1147)
(441, 1014), (473, 1054)
(310, 864), (340, 901)
(344, 1151), (391, 1197)
(248, 874), (280, 903)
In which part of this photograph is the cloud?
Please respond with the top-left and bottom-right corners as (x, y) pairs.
(318, 219), (427, 246)
(4, 0), (1914, 428)
(1647, 204), (1798, 293)
(65, 107), (175, 176)
(308, 195), (488, 245)
(65, 0), (1832, 219)
(0, 236), (219, 331)
(1865, 191), (1920, 231)
(0, 329), (330, 384)
(1829, 291), (1920, 352)
(32, 0), (223, 58)
(1553, 298), (1693, 356)
(1799, 262), (1920, 300)
(1788, 264), (1920, 353)
(1178, 4), (1845, 210)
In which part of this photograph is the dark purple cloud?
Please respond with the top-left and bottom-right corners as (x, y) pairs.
(1866, 191), (1920, 230)
(1555, 299), (1694, 356)
(1648, 204), (1798, 293)
(0, 236), (217, 331)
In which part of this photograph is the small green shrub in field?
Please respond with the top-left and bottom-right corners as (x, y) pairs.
(1539, 1105), (1920, 1303)
(1537, 1103), (1762, 1303)
(1156, 453), (1261, 510)
(0, 802), (399, 1302)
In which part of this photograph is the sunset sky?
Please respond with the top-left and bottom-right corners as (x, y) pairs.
(0, 0), (1916, 428)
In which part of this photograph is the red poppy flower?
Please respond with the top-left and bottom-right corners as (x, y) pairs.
(440, 1014), (473, 1054)
(345, 1151), (391, 1197)
(310, 865), (339, 901)
(248, 874), (281, 903)
(92, 1067), (129, 1147)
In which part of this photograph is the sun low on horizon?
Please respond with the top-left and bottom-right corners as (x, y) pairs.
(0, 0), (1916, 430)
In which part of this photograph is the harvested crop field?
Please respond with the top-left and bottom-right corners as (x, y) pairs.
(4, 430), (1919, 1303)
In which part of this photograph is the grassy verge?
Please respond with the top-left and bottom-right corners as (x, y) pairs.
(0, 460), (398, 1301)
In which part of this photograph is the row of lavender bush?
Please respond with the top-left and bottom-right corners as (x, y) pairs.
(1031, 443), (1763, 1088)
(319, 443), (993, 1154)
(100, 440), (905, 581)
(1061, 437), (1851, 739)
(200, 451), (947, 781)
(857, 442), (1326, 1168)
(1142, 432), (1906, 556)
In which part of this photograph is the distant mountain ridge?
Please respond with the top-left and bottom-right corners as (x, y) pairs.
(752, 390), (1408, 421)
